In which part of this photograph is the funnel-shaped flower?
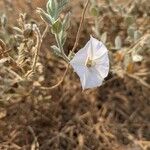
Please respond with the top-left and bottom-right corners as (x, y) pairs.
(70, 36), (109, 89)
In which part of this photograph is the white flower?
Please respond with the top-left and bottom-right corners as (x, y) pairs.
(70, 36), (109, 90)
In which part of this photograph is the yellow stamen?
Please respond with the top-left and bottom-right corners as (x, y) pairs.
(86, 58), (95, 68)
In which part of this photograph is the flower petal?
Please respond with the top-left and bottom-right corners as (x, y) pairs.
(89, 36), (108, 60)
(70, 48), (87, 66)
(70, 41), (90, 66)
(81, 68), (103, 89)
(70, 63), (88, 80)
(70, 64), (90, 89)
(94, 53), (109, 78)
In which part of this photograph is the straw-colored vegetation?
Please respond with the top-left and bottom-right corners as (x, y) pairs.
(0, 0), (150, 149)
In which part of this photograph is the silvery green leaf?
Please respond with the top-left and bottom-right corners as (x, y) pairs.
(1, 14), (7, 28)
(101, 32), (107, 44)
(51, 45), (61, 52)
(115, 35), (122, 50)
(46, 0), (58, 19)
(132, 54), (143, 62)
(13, 27), (23, 34)
(134, 30), (142, 42)
(145, 35), (150, 48)
(61, 34), (67, 46)
(127, 26), (136, 39)
(90, 6), (99, 17)
(68, 51), (75, 60)
(124, 15), (135, 26)
(52, 19), (62, 34)
(90, 0), (96, 5)
(36, 8), (53, 24)
(62, 12), (71, 30)
(51, 45), (62, 57)
(57, 0), (69, 14)
(59, 30), (67, 46)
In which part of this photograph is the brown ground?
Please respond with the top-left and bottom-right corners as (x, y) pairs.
(0, 0), (150, 150)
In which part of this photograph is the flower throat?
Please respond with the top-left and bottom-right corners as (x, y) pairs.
(86, 58), (95, 68)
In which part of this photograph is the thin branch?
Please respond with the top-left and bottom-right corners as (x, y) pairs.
(134, 72), (150, 76)
(27, 126), (39, 150)
(0, 49), (11, 56)
(127, 34), (149, 54)
(70, 0), (90, 54)
(41, 66), (68, 90)
(127, 73), (150, 89)
(5, 67), (23, 80)
(42, 24), (49, 39)
(0, 39), (7, 57)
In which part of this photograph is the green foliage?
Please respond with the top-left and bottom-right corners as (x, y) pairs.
(101, 32), (107, 44)
(127, 26), (136, 39)
(124, 15), (135, 26)
(57, 0), (69, 15)
(37, 0), (70, 62)
(46, 0), (58, 19)
(115, 36), (122, 50)
(90, 6), (99, 17)
(51, 45), (62, 57)
(36, 8), (53, 24)
(0, 14), (7, 28)
(52, 19), (62, 34)
(46, 0), (69, 20)
(62, 12), (71, 31)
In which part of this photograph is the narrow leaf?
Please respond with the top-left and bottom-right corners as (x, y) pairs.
(115, 35), (122, 50)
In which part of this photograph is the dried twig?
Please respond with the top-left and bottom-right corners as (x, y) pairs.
(70, 0), (90, 54)
(5, 67), (23, 80)
(127, 34), (149, 54)
(0, 49), (11, 56)
(127, 73), (150, 89)
(41, 65), (68, 90)
(25, 24), (49, 78)
(28, 126), (39, 150)
(135, 72), (150, 76)
(0, 39), (7, 57)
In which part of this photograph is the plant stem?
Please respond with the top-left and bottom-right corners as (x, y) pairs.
(70, 0), (90, 54)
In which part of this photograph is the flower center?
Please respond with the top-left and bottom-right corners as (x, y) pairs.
(86, 58), (95, 68)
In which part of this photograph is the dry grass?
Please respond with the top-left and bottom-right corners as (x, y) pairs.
(0, 0), (150, 150)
